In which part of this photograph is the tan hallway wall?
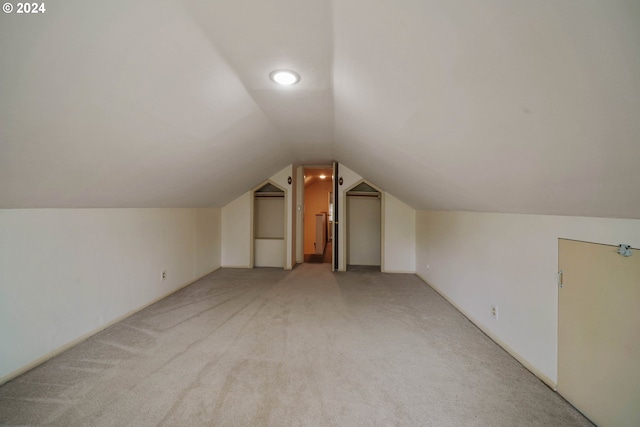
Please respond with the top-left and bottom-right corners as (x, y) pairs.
(304, 180), (332, 254)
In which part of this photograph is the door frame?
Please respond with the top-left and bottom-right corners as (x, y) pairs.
(557, 238), (640, 426)
(251, 179), (288, 269)
(342, 178), (384, 271)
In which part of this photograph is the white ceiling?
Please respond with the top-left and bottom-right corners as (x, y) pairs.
(1, 0), (639, 218)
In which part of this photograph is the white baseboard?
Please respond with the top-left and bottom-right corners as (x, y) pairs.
(416, 273), (557, 391)
(0, 266), (221, 386)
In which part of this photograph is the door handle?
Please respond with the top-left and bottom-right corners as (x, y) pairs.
(558, 270), (563, 288)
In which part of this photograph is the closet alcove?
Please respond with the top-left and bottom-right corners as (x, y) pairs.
(346, 181), (381, 269)
(254, 182), (285, 268)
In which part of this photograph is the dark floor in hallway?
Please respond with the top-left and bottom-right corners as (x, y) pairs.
(303, 240), (332, 264)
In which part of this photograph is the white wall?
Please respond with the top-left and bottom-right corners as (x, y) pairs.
(221, 192), (252, 268)
(383, 194), (415, 273)
(0, 208), (221, 383)
(336, 164), (416, 272)
(195, 208), (222, 278)
(254, 196), (286, 268)
(254, 239), (285, 268)
(347, 196), (381, 265)
(415, 210), (640, 386)
(221, 165), (295, 269)
(267, 165), (295, 269)
(254, 197), (285, 239)
(221, 163), (413, 272)
(337, 164), (364, 271)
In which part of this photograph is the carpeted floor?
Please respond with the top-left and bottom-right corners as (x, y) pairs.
(0, 264), (593, 426)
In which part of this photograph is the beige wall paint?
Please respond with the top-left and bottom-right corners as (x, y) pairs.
(268, 165), (295, 269)
(304, 180), (332, 254)
(558, 239), (640, 426)
(336, 164), (416, 272)
(0, 208), (221, 382)
(415, 210), (640, 386)
(221, 165), (295, 269)
(253, 196), (285, 267)
(195, 208), (222, 278)
(383, 194), (415, 273)
(221, 192), (252, 268)
(347, 196), (381, 265)
(254, 239), (285, 268)
(254, 197), (285, 239)
(221, 163), (415, 272)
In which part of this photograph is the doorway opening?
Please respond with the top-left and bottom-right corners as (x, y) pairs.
(302, 167), (333, 264)
(253, 181), (286, 268)
(346, 180), (381, 271)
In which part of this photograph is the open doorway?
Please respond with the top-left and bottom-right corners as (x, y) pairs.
(253, 181), (286, 268)
(346, 181), (381, 271)
(303, 167), (333, 263)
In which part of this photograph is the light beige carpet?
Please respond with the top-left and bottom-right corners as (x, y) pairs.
(0, 264), (592, 426)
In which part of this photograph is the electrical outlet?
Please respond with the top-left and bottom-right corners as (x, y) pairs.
(491, 305), (498, 320)
(161, 270), (166, 281)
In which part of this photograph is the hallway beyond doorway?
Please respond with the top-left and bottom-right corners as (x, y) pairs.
(304, 239), (332, 263)
(302, 166), (333, 264)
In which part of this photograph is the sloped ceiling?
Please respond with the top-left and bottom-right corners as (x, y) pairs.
(1, 0), (639, 218)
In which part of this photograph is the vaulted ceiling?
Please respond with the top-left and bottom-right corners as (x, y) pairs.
(1, 0), (639, 218)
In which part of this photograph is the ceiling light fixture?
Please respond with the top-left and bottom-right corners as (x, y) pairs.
(319, 175), (326, 179)
(270, 69), (300, 86)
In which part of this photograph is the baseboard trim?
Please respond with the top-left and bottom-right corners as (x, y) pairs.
(415, 273), (557, 391)
(0, 266), (221, 386)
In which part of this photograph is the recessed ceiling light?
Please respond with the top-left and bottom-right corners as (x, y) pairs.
(319, 175), (326, 179)
(270, 70), (300, 86)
